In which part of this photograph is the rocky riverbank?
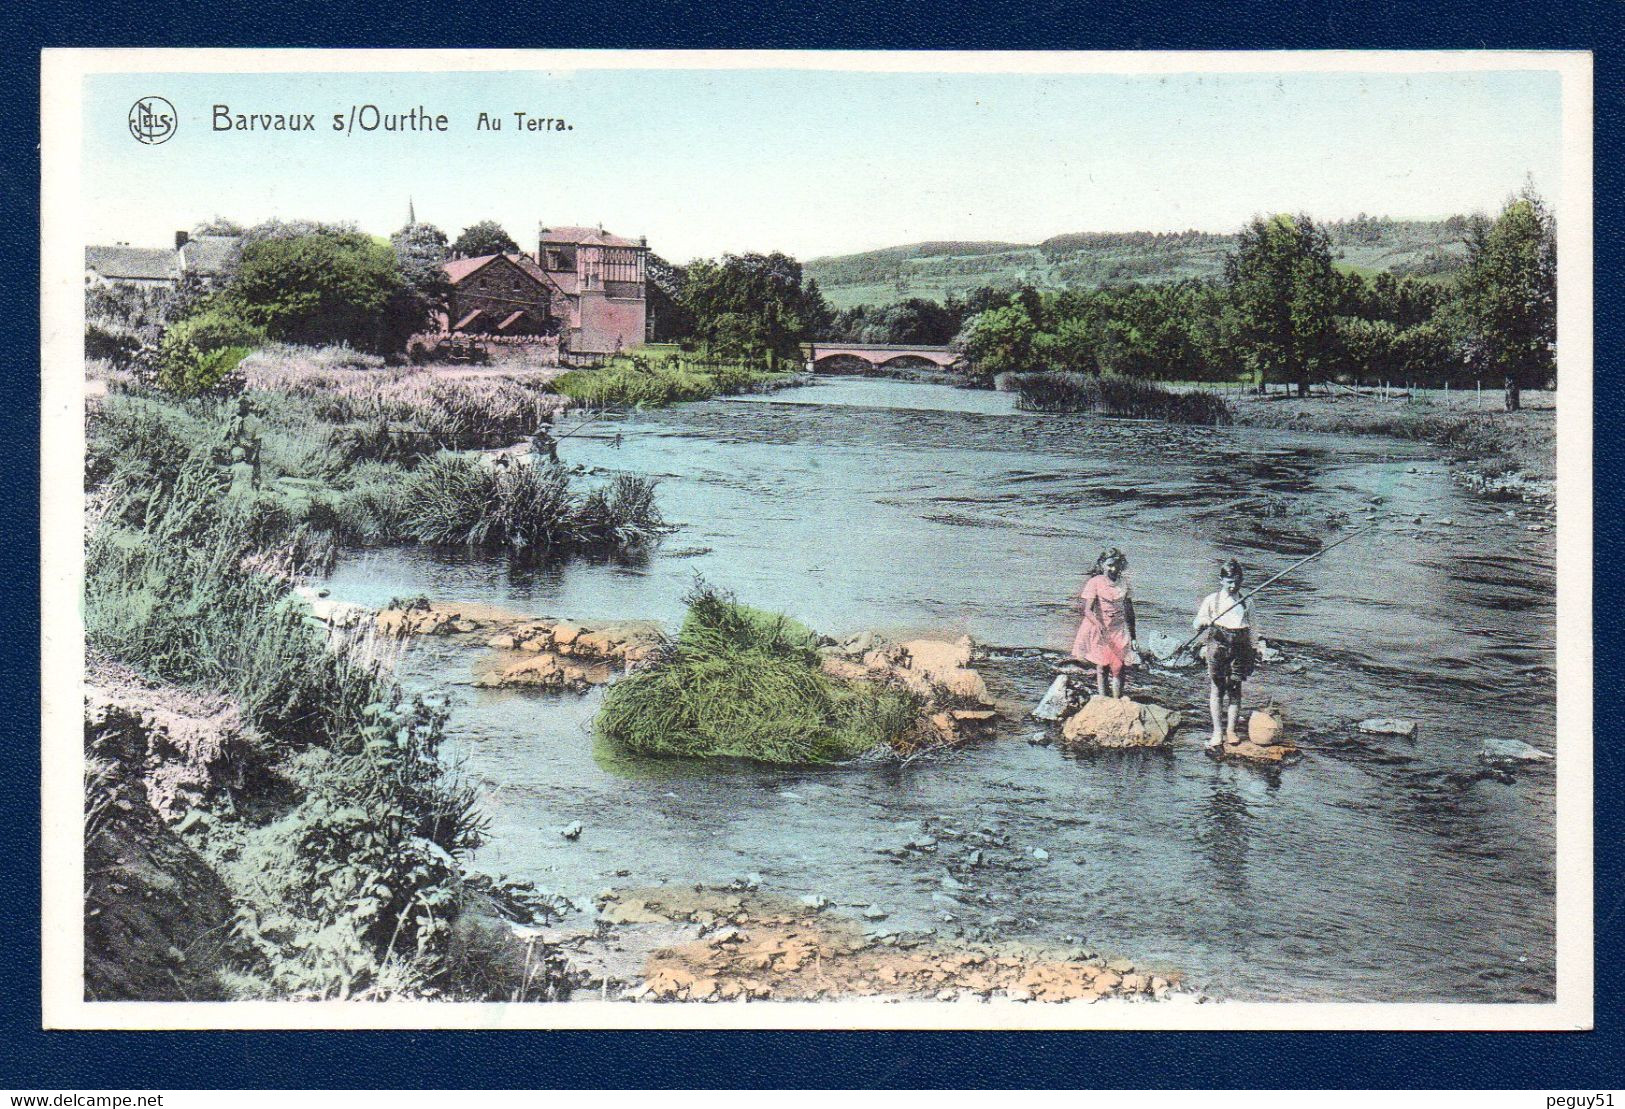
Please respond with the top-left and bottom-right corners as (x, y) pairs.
(533, 885), (1184, 1004)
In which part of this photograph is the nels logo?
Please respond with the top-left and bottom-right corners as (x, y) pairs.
(128, 96), (177, 145)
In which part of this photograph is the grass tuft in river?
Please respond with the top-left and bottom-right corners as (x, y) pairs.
(1008, 371), (1234, 425)
(596, 582), (921, 764)
(401, 455), (664, 553)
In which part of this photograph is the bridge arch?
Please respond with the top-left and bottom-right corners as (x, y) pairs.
(804, 342), (964, 373)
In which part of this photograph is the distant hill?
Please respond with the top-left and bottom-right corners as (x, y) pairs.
(806, 217), (1471, 309)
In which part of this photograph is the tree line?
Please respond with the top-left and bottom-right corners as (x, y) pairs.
(836, 191), (1556, 412)
(111, 192), (1555, 413)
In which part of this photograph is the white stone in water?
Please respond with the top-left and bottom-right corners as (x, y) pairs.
(1144, 631), (1194, 665)
(1032, 673), (1075, 721)
(1481, 739), (1554, 763)
(1358, 718), (1417, 737)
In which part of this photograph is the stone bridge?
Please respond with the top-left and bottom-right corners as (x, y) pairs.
(803, 342), (964, 372)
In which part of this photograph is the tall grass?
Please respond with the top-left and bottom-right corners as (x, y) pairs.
(596, 583), (919, 763)
(88, 390), (663, 557)
(241, 345), (568, 451)
(1009, 371), (1234, 425)
(554, 347), (792, 409)
(85, 458), (487, 997)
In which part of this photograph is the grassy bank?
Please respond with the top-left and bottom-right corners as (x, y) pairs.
(241, 345), (568, 454)
(84, 460), (520, 999)
(81, 347), (674, 999)
(1005, 372), (1234, 425)
(596, 584), (920, 763)
(555, 346), (795, 409)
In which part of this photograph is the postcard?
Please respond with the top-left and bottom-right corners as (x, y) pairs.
(39, 48), (1593, 1030)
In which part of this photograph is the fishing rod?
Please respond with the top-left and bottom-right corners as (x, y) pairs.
(1167, 520), (1380, 660)
(550, 408), (611, 443)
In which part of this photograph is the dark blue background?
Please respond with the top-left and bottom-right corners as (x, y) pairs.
(4, 0), (1618, 1088)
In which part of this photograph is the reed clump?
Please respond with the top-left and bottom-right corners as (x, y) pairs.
(87, 388), (663, 557)
(596, 583), (920, 764)
(240, 345), (568, 451)
(400, 455), (664, 554)
(1009, 372), (1234, 425)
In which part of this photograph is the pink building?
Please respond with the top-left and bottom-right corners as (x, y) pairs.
(536, 225), (651, 355)
(443, 223), (651, 355)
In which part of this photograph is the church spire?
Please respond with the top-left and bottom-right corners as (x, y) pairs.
(407, 196), (416, 226)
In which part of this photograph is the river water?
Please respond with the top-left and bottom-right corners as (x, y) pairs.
(323, 376), (1557, 1002)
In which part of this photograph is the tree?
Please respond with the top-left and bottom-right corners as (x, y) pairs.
(451, 220), (520, 258)
(646, 253), (690, 342)
(224, 228), (409, 353)
(957, 304), (1036, 378)
(193, 216), (246, 237)
(801, 278), (836, 341)
(1458, 189), (1556, 411)
(390, 221), (451, 338)
(1031, 315), (1098, 372)
(1224, 213), (1340, 395)
(1335, 316), (1400, 385)
(677, 252), (817, 368)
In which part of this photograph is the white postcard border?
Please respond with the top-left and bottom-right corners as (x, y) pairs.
(39, 47), (1595, 1032)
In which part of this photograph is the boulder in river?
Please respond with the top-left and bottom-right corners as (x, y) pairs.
(1247, 709), (1284, 747)
(1211, 709), (1297, 763)
(1143, 631), (1198, 668)
(1060, 696), (1182, 748)
(821, 633), (998, 750)
(1032, 672), (1081, 721)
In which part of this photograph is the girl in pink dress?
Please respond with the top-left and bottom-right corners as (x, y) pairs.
(1072, 548), (1140, 699)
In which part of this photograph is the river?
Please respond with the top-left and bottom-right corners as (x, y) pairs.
(322, 376), (1557, 1003)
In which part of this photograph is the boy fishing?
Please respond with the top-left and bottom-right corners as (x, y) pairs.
(1194, 558), (1257, 751)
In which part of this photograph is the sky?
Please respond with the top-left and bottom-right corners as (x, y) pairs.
(80, 64), (1564, 262)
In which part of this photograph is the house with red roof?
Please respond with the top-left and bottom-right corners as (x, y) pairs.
(442, 253), (559, 337)
(443, 223), (651, 354)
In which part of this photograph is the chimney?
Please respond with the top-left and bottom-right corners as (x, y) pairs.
(175, 230), (190, 250)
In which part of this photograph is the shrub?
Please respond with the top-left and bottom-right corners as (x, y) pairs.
(220, 696), (485, 999)
(596, 583), (919, 763)
(157, 307), (267, 396)
(1009, 372), (1233, 425)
